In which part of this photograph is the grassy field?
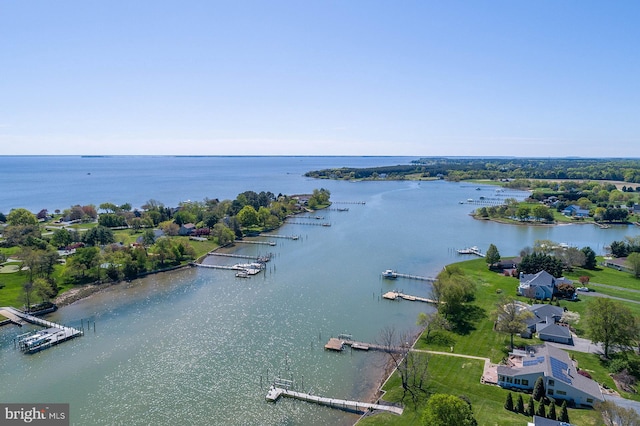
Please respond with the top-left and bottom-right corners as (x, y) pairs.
(360, 257), (640, 425)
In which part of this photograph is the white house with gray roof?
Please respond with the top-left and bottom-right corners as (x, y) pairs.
(497, 343), (603, 407)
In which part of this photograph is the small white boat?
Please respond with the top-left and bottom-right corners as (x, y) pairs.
(382, 269), (398, 279)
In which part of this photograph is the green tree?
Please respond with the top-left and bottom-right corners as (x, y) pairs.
(432, 266), (475, 321)
(526, 396), (535, 417)
(65, 246), (101, 281)
(586, 298), (639, 358)
(51, 228), (73, 248)
(236, 205), (259, 227)
(535, 400), (546, 418)
(7, 208), (38, 226)
(504, 392), (514, 411)
(515, 394), (524, 414)
(212, 223), (235, 245)
(493, 297), (534, 350)
(151, 237), (176, 267)
(422, 394), (477, 426)
(548, 400), (557, 420)
(516, 205), (530, 221)
(485, 244), (500, 268)
(626, 252), (640, 278)
(582, 246), (597, 269)
(532, 204), (554, 222)
(417, 311), (450, 341)
(21, 281), (35, 311)
(33, 277), (56, 303)
(83, 225), (115, 246)
(532, 376), (545, 401)
(558, 400), (570, 423)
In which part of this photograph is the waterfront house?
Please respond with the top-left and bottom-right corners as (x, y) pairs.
(179, 223), (196, 236)
(528, 415), (574, 426)
(562, 205), (590, 218)
(521, 304), (573, 345)
(602, 257), (630, 272)
(518, 271), (572, 300)
(497, 343), (604, 407)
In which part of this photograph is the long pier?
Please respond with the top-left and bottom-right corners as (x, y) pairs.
(207, 252), (272, 262)
(234, 240), (276, 246)
(382, 291), (438, 304)
(285, 221), (331, 227)
(193, 263), (263, 275)
(266, 386), (403, 415)
(382, 270), (435, 282)
(260, 234), (300, 240)
(324, 335), (406, 354)
(0, 306), (83, 353)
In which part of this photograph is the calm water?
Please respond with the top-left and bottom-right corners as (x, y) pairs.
(1, 157), (639, 425)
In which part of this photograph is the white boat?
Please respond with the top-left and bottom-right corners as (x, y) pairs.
(235, 270), (249, 278)
(382, 269), (398, 279)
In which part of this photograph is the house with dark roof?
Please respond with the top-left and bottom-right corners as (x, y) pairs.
(520, 304), (573, 345)
(518, 271), (572, 300)
(497, 343), (603, 407)
(562, 205), (590, 218)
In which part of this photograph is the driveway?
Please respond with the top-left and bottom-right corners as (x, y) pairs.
(604, 394), (640, 415)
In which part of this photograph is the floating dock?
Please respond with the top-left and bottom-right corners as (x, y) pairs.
(266, 386), (403, 415)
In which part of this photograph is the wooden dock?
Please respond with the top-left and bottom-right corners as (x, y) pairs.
(234, 240), (276, 246)
(266, 386), (403, 415)
(382, 270), (435, 282)
(285, 221), (331, 227)
(260, 234), (299, 240)
(456, 246), (485, 257)
(193, 263), (263, 275)
(207, 252), (272, 262)
(382, 291), (439, 304)
(0, 306), (83, 353)
(324, 336), (405, 353)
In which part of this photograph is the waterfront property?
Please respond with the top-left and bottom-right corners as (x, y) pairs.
(497, 343), (604, 407)
(517, 271), (572, 300)
(521, 304), (573, 345)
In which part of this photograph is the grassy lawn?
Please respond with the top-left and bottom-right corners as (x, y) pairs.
(360, 355), (601, 425)
(362, 257), (640, 425)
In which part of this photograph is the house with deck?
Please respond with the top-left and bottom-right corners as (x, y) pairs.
(497, 343), (603, 407)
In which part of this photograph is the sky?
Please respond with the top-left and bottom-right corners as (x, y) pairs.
(1, 1), (639, 157)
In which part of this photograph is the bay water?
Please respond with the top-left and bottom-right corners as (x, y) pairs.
(0, 156), (638, 425)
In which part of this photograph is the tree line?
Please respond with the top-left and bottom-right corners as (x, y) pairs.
(0, 188), (331, 310)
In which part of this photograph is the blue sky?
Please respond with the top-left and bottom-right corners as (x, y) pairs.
(1, 1), (638, 156)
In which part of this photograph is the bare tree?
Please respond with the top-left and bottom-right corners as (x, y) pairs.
(377, 326), (428, 403)
(597, 400), (640, 426)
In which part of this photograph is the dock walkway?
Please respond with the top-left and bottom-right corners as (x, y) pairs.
(0, 307), (83, 353)
(382, 270), (435, 282)
(266, 386), (403, 415)
(382, 291), (439, 304)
